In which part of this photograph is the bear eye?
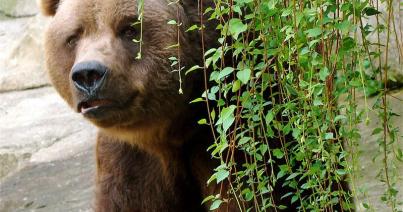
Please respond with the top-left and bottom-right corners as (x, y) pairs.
(120, 26), (138, 40)
(66, 34), (79, 48)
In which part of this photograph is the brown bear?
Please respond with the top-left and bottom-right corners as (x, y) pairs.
(40, 0), (229, 211)
(40, 0), (352, 211)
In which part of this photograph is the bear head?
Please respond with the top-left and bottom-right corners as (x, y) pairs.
(41, 0), (205, 145)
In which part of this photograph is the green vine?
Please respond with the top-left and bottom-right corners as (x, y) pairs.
(134, 0), (144, 59)
(188, 0), (403, 211)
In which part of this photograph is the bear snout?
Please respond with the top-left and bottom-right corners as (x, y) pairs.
(71, 60), (109, 96)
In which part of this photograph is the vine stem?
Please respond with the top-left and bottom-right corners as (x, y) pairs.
(382, 0), (395, 210)
(199, 0), (217, 141)
(176, 0), (183, 94)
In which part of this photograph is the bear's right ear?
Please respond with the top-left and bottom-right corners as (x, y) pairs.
(39, 0), (60, 16)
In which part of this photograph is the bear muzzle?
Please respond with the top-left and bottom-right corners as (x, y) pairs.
(71, 60), (109, 96)
(71, 61), (115, 118)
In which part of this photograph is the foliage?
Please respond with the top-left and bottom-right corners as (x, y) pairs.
(192, 0), (402, 211)
(157, 0), (403, 210)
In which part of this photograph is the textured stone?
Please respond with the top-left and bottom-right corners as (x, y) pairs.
(366, 1), (403, 84)
(0, 87), (96, 211)
(0, 149), (95, 212)
(0, 0), (39, 17)
(0, 87), (96, 182)
(354, 90), (403, 211)
(0, 14), (49, 92)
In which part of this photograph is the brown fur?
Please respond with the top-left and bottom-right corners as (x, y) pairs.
(41, 0), (228, 211)
(39, 0), (60, 16)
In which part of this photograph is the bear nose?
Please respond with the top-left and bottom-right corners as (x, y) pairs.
(71, 61), (109, 95)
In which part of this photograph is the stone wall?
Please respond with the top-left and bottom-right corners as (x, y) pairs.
(366, 1), (403, 82)
(0, 0), (49, 92)
(0, 1), (96, 211)
(0, 0), (38, 17)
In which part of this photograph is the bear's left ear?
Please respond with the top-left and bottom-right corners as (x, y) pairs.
(39, 0), (60, 16)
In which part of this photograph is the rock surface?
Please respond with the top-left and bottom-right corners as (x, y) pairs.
(0, 87), (97, 212)
(0, 0), (39, 17)
(366, 1), (403, 83)
(353, 90), (403, 211)
(0, 9), (49, 92)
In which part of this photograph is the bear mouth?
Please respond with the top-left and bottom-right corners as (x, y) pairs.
(78, 99), (115, 115)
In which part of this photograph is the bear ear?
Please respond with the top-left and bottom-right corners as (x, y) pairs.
(39, 0), (60, 16)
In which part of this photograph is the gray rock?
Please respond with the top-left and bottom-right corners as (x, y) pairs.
(0, 86), (97, 211)
(0, 14), (50, 92)
(365, 1), (403, 83)
(0, 148), (95, 212)
(0, 86), (96, 181)
(354, 90), (403, 211)
(0, 0), (39, 17)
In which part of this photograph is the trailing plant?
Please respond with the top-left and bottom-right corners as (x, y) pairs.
(131, 0), (402, 210)
(183, 0), (403, 211)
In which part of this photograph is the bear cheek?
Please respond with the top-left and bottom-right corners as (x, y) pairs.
(45, 40), (78, 109)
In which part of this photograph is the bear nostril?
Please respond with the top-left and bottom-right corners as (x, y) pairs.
(72, 70), (102, 87)
(71, 61), (109, 94)
(87, 70), (102, 87)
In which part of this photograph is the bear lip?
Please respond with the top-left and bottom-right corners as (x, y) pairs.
(78, 99), (114, 114)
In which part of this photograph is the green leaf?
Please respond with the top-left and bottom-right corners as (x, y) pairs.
(167, 20), (177, 25)
(300, 47), (310, 55)
(281, 192), (293, 200)
(236, 68), (251, 84)
(265, 110), (274, 124)
(313, 99), (323, 106)
(341, 37), (356, 51)
(186, 24), (199, 32)
(277, 170), (286, 180)
(190, 98), (204, 104)
(285, 173), (299, 181)
(232, 80), (241, 92)
(291, 195), (299, 204)
(217, 105), (236, 132)
(210, 109), (216, 122)
(372, 127), (383, 135)
(305, 27), (322, 38)
(242, 188), (254, 201)
(215, 169), (229, 183)
(335, 20), (351, 34)
(204, 48), (217, 57)
(218, 67), (234, 80)
(198, 119), (207, 125)
(223, 116), (235, 132)
(164, 43), (179, 49)
(201, 195), (215, 205)
(281, 8), (292, 17)
(238, 137), (251, 145)
(334, 115), (346, 122)
(273, 149), (284, 159)
(285, 84), (298, 96)
(233, 5), (242, 15)
(363, 7), (381, 16)
(319, 67), (330, 81)
(219, 105), (236, 122)
(228, 18), (247, 39)
(324, 132), (334, 140)
(209, 71), (219, 81)
(185, 65), (202, 75)
(210, 199), (223, 210)
(336, 169), (346, 175)
(135, 52), (142, 59)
